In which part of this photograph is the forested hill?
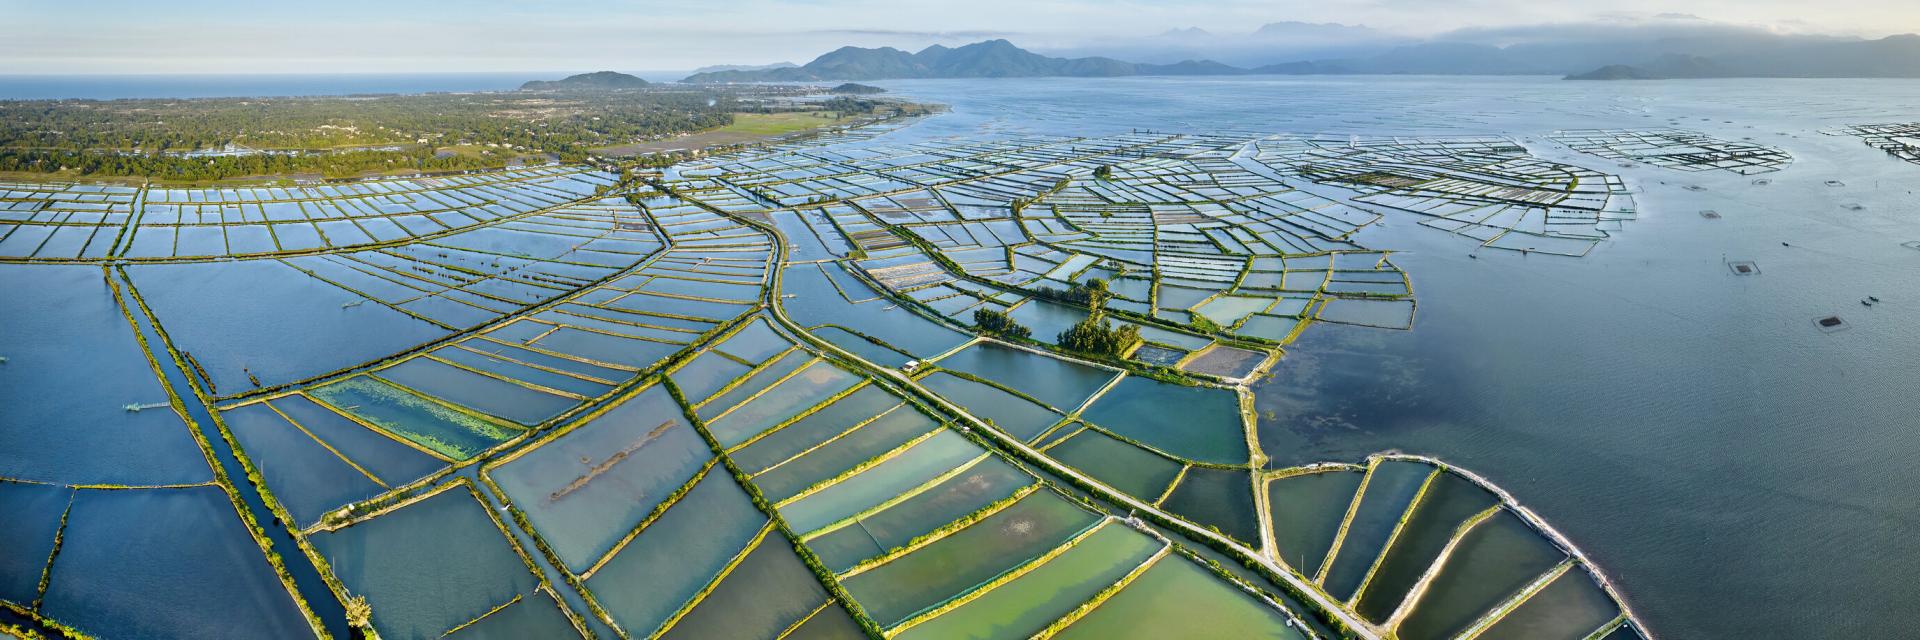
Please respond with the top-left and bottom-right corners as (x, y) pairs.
(682, 39), (1240, 82)
(520, 71), (650, 91)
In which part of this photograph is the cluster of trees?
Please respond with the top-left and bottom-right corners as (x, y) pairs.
(0, 89), (747, 179)
(820, 96), (880, 116)
(1031, 278), (1113, 308)
(2, 91), (737, 151)
(0, 146), (507, 180)
(1057, 314), (1141, 357)
(972, 308), (1032, 339)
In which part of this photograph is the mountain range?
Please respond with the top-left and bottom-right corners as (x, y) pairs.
(682, 40), (1240, 82)
(681, 27), (1920, 83)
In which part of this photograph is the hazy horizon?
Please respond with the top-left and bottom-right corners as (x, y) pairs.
(8, 0), (1920, 74)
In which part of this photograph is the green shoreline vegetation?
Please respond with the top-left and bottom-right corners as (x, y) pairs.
(0, 87), (915, 182)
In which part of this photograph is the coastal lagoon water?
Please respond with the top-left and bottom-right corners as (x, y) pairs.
(859, 75), (1920, 638)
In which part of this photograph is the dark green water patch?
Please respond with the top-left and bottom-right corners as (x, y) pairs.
(1396, 510), (1567, 640)
(1267, 469), (1364, 577)
(730, 386), (903, 475)
(1052, 554), (1305, 640)
(1477, 570), (1620, 640)
(752, 405), (939, 502)
(1079, 376), (1248, 465)
(932, 342), (1117, 411)
(808, 457), (1033, 572)
(1160, 466), (1261, 546)
(1045, 427), (1183, 501)
(917, 372), (1062, 442)
(894, 523), (1160, 640)
(841, 490), (1101, 626)
(1355, 470), (1500, 623)
(1321, 460), (1431, 601)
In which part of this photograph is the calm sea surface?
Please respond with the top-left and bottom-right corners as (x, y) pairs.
(861, 75), (1920, 638)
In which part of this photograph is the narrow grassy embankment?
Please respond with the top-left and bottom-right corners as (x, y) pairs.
(595, 111), (847, 156)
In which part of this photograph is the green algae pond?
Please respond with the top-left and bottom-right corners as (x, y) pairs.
(840, 489), (1103, 627)
(892, 522), (1161, 640)
(1051, 552), (1307, 640)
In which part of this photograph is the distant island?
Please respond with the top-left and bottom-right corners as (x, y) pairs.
(520, 71), (650, 91)
(685, 34), (1920, 83)
(829, 83), (886, 94)
(691, 62), (797, 74)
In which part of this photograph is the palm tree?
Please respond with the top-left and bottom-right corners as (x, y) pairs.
(344, 593), (375, 639)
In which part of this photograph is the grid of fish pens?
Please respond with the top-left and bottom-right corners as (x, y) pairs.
(0, 182), (139, 259)
(1827, 122), (1920, 165)
(0, 166), (616, 262)
(666, 131), (1417, 382)
(1247, 136), (1637, 257)
(1548, 128), (1791, 174)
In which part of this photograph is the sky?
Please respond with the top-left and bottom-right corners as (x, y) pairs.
(6, 0), (1920, 74)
